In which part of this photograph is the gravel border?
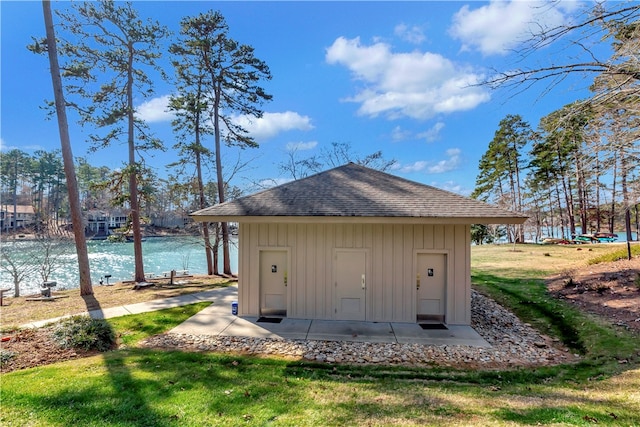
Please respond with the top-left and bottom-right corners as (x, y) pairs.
(141, 290), (579, 369)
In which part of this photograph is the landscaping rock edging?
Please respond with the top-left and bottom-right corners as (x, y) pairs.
(141, 290), (579, 369)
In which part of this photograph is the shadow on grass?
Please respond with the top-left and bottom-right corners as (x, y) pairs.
(4, 347), (639, 425)
(79, 293), (171, 426)
(281, 358), (640, 426)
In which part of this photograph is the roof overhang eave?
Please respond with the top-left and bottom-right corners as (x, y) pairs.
(189, 214), (528, 225)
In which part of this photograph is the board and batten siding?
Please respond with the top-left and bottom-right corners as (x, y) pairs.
(237, 222), (471, 325)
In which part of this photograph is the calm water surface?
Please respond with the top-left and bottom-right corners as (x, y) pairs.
(1, 236), (238, 296)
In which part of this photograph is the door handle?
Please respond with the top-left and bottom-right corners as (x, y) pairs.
(361, 274), (366, 289)
(416, 273), (421, 290)
(284, 271), (288, 287)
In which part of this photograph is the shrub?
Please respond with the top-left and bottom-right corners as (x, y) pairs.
(52, 316), (115, 352)
(0, 349), (16, 364)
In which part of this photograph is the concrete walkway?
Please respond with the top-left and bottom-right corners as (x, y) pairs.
(20, 287), (228, 329)
(22, 284), (489, 347)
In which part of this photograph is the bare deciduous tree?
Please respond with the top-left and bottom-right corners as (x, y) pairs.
(0, 241), (40, 297)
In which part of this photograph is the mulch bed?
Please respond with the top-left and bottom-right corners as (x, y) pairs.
(1, 327), (100, 374)
(546, 257), (640, 332)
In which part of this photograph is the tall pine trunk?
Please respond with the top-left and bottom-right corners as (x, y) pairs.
(196, 150), (214, 275)
(192, 87), (214, 275)
(212, 82), (231, 275)
(42, 0), (93, 295)
(127, 42), (145, 283)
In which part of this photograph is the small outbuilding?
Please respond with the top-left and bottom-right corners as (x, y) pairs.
(191, 163), (527, 325)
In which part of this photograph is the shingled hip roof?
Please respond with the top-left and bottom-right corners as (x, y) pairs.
(191, 163), (528, 224)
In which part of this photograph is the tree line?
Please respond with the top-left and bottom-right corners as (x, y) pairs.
(472, 110), (639, 244)
(472, 4), (639, 244)
(0, 149), (233, 232)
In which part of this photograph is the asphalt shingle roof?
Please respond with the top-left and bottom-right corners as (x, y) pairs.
(191, 163), (527, 223)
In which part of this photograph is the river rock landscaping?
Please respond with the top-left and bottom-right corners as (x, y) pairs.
(140, 290), (578, 370)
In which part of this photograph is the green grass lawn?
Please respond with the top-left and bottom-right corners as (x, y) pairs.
(2, 244), (639, 426)
(3, 348), (639, 426)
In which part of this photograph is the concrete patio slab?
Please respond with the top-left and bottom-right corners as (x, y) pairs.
(220, 317), (311, 340)
(170, 305), (238, 336)
(307, 320), (397, 343)
(392, 323), (490, 347)
(165, 286), (490, 346)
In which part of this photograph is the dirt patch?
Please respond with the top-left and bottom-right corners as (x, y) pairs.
(546, 256), (640, 332)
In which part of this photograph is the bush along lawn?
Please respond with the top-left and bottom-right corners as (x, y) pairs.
(2, 277), (640, 425)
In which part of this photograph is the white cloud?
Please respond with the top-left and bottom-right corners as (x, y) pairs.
(0, 138), (44, 152)
(398, 160), (428, 173)
(417, 122), (445, 142)
(134, 93), (314, 142)
(286, 141), (318, 151)
(430, 180), (468, 196)
(391, 122), (444, 142)
(326, 37), (490, 120)
(135, 95), (174, 123)
(391, 126), (412, 142)
(449, 1), (575, 56)
(134, 94), (312, 141)
(234, 111), (314, 140)
(394, 23), (426, 45)
(394, 147), (462, 174)
(427, 148), (461, 173)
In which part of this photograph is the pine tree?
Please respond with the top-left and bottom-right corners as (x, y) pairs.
(52, 0), (169, 282)
(174, 11), (272, 275)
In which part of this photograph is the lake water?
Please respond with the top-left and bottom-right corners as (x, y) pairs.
(3, 228), (636, 297)
(527, 228), (637, 243)
(0, 236), (238, 296)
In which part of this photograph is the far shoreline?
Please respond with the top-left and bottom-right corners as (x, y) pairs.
(0, 225), (203, 243)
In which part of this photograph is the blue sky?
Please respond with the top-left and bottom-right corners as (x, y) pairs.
(1, 1), (596, 196)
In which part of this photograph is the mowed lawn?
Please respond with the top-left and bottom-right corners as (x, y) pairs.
(2, 243), (639, 426)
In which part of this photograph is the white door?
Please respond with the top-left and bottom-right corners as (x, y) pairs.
(416, 253), (446, 322)
(260, 250), (287, 316)
(335, 250), (367, 321)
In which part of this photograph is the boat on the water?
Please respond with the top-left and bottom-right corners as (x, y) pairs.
(571, 233), (618, 244)
(542, 232), (620, 244)
(541, 237), (571, 245)
(593, 232), (618, 243)
(572, 234), (600, 244)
